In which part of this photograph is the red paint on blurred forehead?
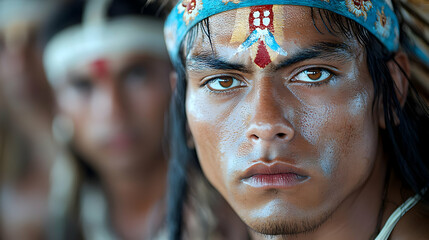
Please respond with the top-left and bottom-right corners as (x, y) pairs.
(90, 58), (110, 79)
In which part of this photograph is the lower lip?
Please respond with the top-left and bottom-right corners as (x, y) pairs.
(242, 173), (308, 188)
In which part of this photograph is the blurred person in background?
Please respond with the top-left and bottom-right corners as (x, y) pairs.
(42, 0), (173, 239)
(44, 0), (249, 238)
(0, 1), (58, 239)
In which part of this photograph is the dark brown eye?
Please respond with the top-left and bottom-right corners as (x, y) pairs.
(293, 68), (333, 83)
(307, 69), (322, 80)
(219, 77), (234, 88)
(206, 76), (245, 91)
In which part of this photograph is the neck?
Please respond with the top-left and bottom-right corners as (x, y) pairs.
(99, 153), (168, 239)
(251, 145), (389, 240)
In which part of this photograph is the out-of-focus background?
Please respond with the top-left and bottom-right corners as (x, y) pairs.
(0, 0), (178, 239)
(401, 0), (429, 101)
(0, 0), (59, 239)
(0, 0), (428, 240)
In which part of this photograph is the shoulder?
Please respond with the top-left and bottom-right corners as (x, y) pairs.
(390, 202), (429, 240)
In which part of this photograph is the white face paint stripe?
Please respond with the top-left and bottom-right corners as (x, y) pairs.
(43, 17), (167, 87)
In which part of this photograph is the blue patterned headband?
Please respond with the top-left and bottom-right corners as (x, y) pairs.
(165, 0), (400, 64)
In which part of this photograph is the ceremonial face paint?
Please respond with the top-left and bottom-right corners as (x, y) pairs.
(185, 6), (384, 237)
(231, 5), (287, 68)
(90, 58), (110, 80)
(165, 0), (401, 65)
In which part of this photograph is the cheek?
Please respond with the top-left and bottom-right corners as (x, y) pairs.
(297, 104), (334, 146)
(57, 89), (100, 155)
(125, 81), (171, 141)
(306, 88), (377, 185)
(337, 91), (378, 179)
(130, 85), (169, 124)
(57, 91), (87, 137)
(186, 90), (239, 195)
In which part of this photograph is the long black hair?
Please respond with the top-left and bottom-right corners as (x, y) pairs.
(41, 0), (169, 47)
(167, 4), (429, 240)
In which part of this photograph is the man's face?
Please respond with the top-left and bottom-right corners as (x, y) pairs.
(56, 52), (171, 176)
(185, 5), (382, 235)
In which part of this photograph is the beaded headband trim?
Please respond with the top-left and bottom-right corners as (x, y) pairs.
(165, 0), (399, 64)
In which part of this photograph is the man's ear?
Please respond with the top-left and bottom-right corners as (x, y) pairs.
(389, 52), (410, 107)
(379, 52), (410, 129)
(170, 71), (177, 93)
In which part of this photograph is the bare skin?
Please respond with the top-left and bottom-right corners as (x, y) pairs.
(55, 52), (171, 239)
(183, 5), (427, 240)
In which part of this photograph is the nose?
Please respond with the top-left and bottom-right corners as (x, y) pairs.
(94, 85), (125, 121)
(246, 84), (294, 142)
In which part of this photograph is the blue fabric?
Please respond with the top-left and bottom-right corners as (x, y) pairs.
(164, 0), (400, 63)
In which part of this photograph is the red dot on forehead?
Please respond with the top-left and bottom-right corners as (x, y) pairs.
(90, 58), (110, 79)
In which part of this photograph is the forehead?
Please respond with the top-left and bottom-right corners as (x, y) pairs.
(67, 51), (146, 75)
(187, 5), (360, 59)
(209, 5), (312, 39)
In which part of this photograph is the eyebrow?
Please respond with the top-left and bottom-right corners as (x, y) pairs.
(273, 42), (354, 71)
(186, 41), (354, 72)
(187, 52), (251, 73)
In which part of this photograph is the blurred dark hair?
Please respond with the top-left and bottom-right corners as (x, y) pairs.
(41, 0), (169, 48)
(166, 5), (429, 240)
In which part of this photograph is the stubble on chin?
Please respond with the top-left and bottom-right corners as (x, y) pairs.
(247, 209), (333, 239)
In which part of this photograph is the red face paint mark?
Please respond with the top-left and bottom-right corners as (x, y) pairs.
(249, 5), (274, 68)
(249, 5), (274, 32)
(90, 59), (110, 79)
(254, 41), (271, 68)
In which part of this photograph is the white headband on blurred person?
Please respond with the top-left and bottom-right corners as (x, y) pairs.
(43, 0), (168, 87)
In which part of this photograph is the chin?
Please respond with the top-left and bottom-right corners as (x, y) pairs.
(246, 212), (331, 236)
(238, 200), (334, 236)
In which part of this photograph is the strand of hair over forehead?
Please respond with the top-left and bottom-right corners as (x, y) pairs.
(144, 0), (176, 14)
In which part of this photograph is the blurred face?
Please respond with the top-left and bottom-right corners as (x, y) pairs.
(55, 51), (171, 175)
(185, 6), (382, 235)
